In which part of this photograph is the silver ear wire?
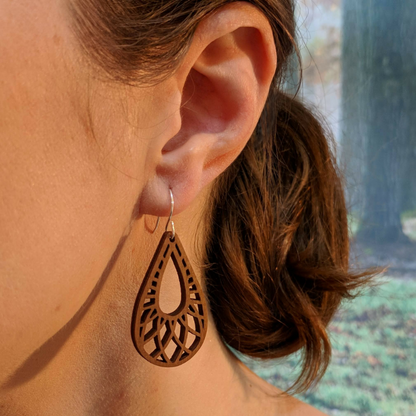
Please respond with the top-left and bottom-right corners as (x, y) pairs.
(166, 189), (175, 240)
(151, 189), (175, 240)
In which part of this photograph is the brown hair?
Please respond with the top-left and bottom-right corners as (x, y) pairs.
(68, 0), (374, 392)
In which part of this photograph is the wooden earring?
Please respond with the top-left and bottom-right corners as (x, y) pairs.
(131, 190), (208, 367)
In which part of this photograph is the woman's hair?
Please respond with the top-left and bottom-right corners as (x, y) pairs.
(68, 0), (374, 392)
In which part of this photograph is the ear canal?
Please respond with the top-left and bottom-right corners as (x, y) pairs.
(131, 231), (208, 367)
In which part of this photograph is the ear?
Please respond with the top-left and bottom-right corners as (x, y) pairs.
(140, 2), (277, 216)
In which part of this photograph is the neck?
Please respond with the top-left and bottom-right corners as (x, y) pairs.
(0, 216), (281, 416)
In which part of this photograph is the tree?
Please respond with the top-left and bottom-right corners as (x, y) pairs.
(400, 1), (416, 214)
(341, 0), (416, 244)
(340, 0), (368, 218)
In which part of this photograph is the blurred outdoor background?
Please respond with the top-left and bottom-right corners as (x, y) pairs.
(248, 0), (416, 414)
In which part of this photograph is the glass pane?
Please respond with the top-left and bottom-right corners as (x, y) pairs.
(251, 1), (416, 414)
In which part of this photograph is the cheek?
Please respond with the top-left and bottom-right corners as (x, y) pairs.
(0, 2), (146, 375)
(0, 130), (139, 375)
(0, 118), (145, 376)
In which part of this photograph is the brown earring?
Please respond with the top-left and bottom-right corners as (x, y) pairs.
(131, 190), (208, 367)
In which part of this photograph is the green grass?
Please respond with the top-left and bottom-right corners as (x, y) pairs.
(245, 277), (416, 415)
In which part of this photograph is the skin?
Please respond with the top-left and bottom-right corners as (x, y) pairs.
(0, 0), (327, 414)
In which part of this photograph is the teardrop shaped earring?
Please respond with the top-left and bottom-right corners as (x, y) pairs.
(131, 189), (209, 367)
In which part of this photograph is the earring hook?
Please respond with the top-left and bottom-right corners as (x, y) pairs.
(166, 189), (175, 240)
(151, 188), (175, 240)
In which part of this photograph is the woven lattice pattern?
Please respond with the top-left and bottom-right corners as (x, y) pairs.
(131, 232), (208, 367)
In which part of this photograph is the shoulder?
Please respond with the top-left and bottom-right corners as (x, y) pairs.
(233, 358), (328, 416)
(272, 394), (329, 416)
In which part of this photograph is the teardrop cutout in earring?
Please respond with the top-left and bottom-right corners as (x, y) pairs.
(131, 189), (208, 367)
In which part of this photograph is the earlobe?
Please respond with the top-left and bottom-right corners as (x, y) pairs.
(140, 2), (277, 217)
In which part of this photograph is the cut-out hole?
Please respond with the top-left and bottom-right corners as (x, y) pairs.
(188, 335), (200, 351)
(140, 308), (152, 324)
(144, 337), (157, 355)
(175, 244), (182, 257)
(170, 321), (186, 362)
(152, 280), (157, 287)
(188, 315), (196, 332)
(158, 255), (183, 314)
(170, 345), (182, 363)
(164, 343), (178, 362)
(155, 353), (167, 363)
(174, 321), (181, 339)
(158, 260), (163, 269)
(143, 298), (155, 308)
(161, 322), (176, 359)
(182, 258), (187, 268)
(150, 336), (161, 357)
(193, 318), (201, 333)
(163, 245), (170, 258)
(161, 321), (172, 340)
(140, 309), (157, 324)
(197, 304), (204, 316)
(159, 324), (167, 340)
(144, 321), (158, 342)
(186, 332), (196, 349)
(186, 270), (191, 276)
(144, 319), (157, 340)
